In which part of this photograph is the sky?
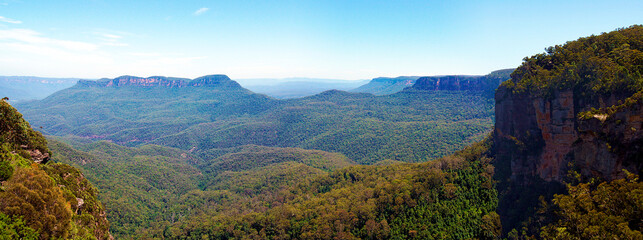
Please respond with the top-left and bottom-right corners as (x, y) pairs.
(0, 0), (641, 80)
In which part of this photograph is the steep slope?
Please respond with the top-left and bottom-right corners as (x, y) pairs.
(350, 76), (419, 95)
(48, 139), (204, 238)
(0, 99), (110, 239)
(493, 25), (643, 236)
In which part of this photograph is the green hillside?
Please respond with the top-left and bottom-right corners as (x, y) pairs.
(164, 136), (499, 240)
(48, 139), (356, 238)
(0, 99), (110, 239)
(18, 72), (503, 164)
(49, 132), (498, 239)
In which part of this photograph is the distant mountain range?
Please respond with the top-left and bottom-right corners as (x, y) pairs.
(1, 71), (512, 102)
(15, 71), (509, 164)
(0, 76), (81, 102)
(238, 78), (368, 99)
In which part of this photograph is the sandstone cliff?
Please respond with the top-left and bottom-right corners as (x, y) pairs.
(495, 85), (642, 182)
(409, 69), (513, 94)
(492, 25), (642, 234)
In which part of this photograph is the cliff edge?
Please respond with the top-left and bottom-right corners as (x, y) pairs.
(493, 25), (642, 234)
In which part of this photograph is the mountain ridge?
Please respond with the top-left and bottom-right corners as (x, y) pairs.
(76, 74), (243, 89)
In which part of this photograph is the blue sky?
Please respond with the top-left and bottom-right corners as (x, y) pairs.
(0, 0), (641, 80)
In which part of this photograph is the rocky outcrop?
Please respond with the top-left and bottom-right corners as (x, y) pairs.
(574, 96), (643, 180)
(76, 74), (241, 88)
(20, 144), (50, 164)
(494, 87), (642, 183)
(493, 85), (643, 235)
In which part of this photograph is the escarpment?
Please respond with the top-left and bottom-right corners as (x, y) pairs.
(493, 25), (643, 234)
(494, 26), (643, 184)
(495, 86), (642, 182)
(408, 68), (513, 94)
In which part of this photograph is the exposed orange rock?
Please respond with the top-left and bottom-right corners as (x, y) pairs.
(494, 86), (642, 183)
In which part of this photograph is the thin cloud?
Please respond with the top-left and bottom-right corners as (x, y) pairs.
(127, 52), (162, 57)
(0, 28), (97, 51)
(0, 16), (21, 24)
(93, 32), (128, 47)
(101, 33), (122, 39)
(193, 7), (209, 16)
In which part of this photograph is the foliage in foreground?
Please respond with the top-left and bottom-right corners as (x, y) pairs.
(540, 173), (642, 239)
(0, 99), (110, 239)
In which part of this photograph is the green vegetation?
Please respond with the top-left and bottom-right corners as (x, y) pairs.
(48, 139), (203, 237)
(497, 25), (643, 238)
(162, 136), (499, 239)
(504, 25), (642, 100)
(0, 212), (39, 240)
(48, 139), (357, 238)
(18, 73), (500, 165)
(1, 99), (49, 158)
(48, 135), (501, 239)
(540, 173), (642, 239)
(48, 134), (499, 239)
(0, 99), (110, 239)
(8, 26), (640, 239)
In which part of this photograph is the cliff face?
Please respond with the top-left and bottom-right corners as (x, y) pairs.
(414, 75), (489, 91)
(574, 95), (642, 180)
(494, 82), (642, 183)
(492, 25), (642, 234)
(409, 69), (513, 93)
(493, 25), (642, 183)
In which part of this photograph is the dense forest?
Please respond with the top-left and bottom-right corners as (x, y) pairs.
(17, 71), (507, 165)
(49, 132), (499, 239)
(48, 139), (359, 237)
